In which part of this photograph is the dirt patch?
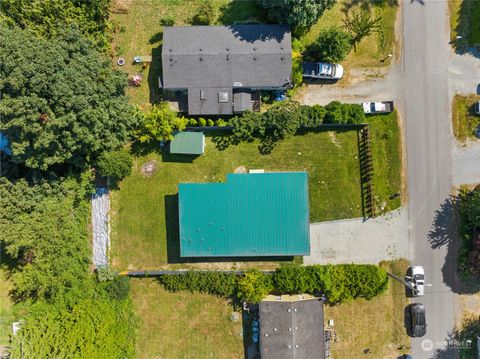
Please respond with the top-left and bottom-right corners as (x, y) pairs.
(328, 132), (342, 148)
(141, 160), (157, 177)
(234, 166), (247, 174)
(111, 0), (132, 13)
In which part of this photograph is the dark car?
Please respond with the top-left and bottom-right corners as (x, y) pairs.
(410, 303), (427, 337)
(475, 101), (480, 115)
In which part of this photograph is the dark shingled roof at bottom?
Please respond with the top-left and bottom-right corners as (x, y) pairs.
(259, 298), (326, 359)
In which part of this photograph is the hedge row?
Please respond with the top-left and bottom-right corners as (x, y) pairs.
(157, 264), (388, 304)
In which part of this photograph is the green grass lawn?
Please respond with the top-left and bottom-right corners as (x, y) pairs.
(110, 0), (398, 106)
(452, 94), (480, 143)
(130, 278), (243, 359)
(111, 114), (401, 270)
(0, 270), (14, 347)
(299, 0), (398, 70)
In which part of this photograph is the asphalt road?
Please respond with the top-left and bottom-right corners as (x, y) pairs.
(402, 1), (457, 357)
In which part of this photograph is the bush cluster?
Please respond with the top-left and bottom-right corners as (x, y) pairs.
(96, 149), (133, 184)
(158, 264), (388, 304)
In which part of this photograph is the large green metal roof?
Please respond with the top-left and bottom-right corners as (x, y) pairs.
(170, 132), (205, 155)
(178, 172), (310, 257)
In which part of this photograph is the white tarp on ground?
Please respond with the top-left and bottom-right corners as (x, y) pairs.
(92, 187), (110, 267)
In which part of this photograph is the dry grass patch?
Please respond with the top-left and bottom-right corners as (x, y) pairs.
(452, 94), (480, 143)
(130, 278), (244, 359)
(324, 259), (410, 359)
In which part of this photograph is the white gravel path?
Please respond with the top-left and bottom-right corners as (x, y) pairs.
(92, 187), (110, 267)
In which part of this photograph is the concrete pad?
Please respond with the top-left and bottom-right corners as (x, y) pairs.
(304, 208), (410, 265)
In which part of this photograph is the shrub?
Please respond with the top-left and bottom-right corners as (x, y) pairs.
(105, 276), (131, 301)
(96, 149), (133, 183)
(194, 1), (218, 25)
(237, 270), (273, 304)
(159, 271), (238, 298)
(135, 103), (187, 142)
(188, 118), (198, 126)
(292, 57), (304, 87)
(160, 15), (175, 26)
(198, 118), (207, 127)
(207, 119), (215, 126)
(215, 118), (227, 127)
(306, 27), (352, 63)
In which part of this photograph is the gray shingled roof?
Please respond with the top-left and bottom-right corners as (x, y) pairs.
(162, 25), (292, 89)
(259, 298), (325, 359)
(188, 87), (233, 115)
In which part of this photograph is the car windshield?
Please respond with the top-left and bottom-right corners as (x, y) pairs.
(414, 274), (425, 281)
(319, 63), (333, 76)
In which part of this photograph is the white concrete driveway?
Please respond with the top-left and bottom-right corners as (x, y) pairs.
(304, 208), (409, 265)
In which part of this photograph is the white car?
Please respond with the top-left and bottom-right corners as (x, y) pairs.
(405, 266), (425, 297)
(302, 62), (344, 80)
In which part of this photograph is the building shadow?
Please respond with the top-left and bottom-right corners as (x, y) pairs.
(242, 303), (260, 359)
(428, 196), (480, 294)
(148, 45), (163, 104)
(161, 151), (200, 163)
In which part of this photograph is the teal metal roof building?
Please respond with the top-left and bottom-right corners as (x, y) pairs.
(178, 172), (310, 257)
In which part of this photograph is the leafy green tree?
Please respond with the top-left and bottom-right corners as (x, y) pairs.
(259, 0), (337, 31)
(0, 0), (112, 51)
(237, 270), (273, 303)
(263, 100), (302, 140)
(343, 9), (381, 48)
(306, 27), (352, 63)
(231, 111), (264, 143)
(135, 103), (187, 143)
(0, 25), (140, 170)
(460, 187), (480, 229)
(96, 149), (133, 184)
(0, 176), (93, 305)
(9, 299), (137, 359)
(194, 1), (219, 25)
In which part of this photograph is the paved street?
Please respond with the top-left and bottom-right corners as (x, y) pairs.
(304, 208), (409, 265)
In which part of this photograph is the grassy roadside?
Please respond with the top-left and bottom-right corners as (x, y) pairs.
(130, 278), (243, 359)
(325, 259), (410, 359)
(452, 94), (480, 143)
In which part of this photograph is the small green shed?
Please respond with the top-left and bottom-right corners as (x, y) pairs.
(170, 132), (205, 155)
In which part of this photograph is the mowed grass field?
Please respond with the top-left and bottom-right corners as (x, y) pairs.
(324, 259), (410, 359)
(452, 94), (480, 143)
(110, 0), (398, 106)
(111, 113), (401, 270)
(130, 278), (243, 359)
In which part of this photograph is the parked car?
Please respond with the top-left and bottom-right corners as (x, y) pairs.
(410, 303), (427, 337)
(302, 62), (344, 80)
(405, 266), (425, 297)
(475, 101), (480, 115)
(362, 101), (394, 114)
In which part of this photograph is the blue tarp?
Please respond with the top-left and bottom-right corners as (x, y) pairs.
(0, 132), (12, 156)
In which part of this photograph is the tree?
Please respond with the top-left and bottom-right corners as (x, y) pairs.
(0, 0), (112, 51)
(96, 149), (133, 184)
(259, 0), (337, 31)
(194, 1), (219, 25)
(306, 27), (352, 63)
(135, 103), (187, 143)
(237, 270), (273, 303)
(460, 187), (480, 229)
(9, 299), (137, 359)
(343, 9), (381, 48)
(0, 25), (140, 170)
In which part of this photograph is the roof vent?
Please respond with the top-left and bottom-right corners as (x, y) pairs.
(265, 334), (269, 337)
(288, 328), (292, 331)
(253, 47), (257, 51)
(281, 56), (285, 61)
(295, 345), (299, 348)
(226, 54), (231, 61)
(287, 309), (292, 313)
(294, 308), (297, 312)
(288, 345), (292, 349)
(169, 49), (172, 52)
(199, 48), (202, 51)
(199, 57), (203, 61)
(200, 89), (206, 100)
(253, 57), (256, 61)
(294, 326), (298, 330)
(226, 48), (230, 51)
(218, 91), (229, 103)
(273, 328), (277, 331)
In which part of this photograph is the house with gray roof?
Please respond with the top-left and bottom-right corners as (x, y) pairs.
(161, 25), (292, 115)
(259, 296), (327, 359)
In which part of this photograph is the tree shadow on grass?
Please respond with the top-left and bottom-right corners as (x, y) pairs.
(428, 196), (480, 294)
(432, 317), (480, 359)
(342, 0), (398, 15)
(218, 0), (265, 25)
